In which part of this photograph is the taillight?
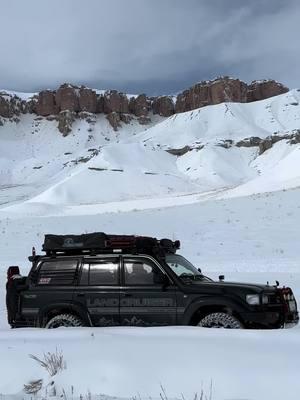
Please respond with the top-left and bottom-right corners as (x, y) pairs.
(7, 266), (20, 281)
(280, 287), (294, 301)
(277, 287), (296, 312)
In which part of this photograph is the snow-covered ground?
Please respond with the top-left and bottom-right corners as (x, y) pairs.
(1, 90), (300, 399)
(1, 324), (300, 400)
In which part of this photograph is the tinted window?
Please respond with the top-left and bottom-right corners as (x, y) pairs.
(124, 259), (161, 285)
(89, 259), (119, 285)
(37, 259), (78, 285)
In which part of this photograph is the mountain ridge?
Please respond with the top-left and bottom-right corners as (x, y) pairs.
(0, 77), (288, 133)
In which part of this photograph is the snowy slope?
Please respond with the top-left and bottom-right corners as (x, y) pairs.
(133, 89), (300, 148)
(1, 89), (300, 211)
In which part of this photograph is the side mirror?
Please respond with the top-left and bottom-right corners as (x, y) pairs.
(219, 275), (225, 281)
(198, 268), (202, 273)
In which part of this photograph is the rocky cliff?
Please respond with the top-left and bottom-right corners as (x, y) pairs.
(0, 77), (289, 134)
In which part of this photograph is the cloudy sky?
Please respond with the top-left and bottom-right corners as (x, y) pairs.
(0, 0), (299, 95)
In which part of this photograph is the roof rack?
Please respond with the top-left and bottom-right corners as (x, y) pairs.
(29, 232), (180, 260)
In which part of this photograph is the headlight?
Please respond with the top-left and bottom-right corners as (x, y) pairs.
(246, 294), (260, 305)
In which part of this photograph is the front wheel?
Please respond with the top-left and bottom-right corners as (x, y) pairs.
(45, 313), (84, 329)
(197, 312), (243, 329)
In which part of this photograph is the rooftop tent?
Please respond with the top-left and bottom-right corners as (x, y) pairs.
(43, 232), (108, 252)
(41, 232), (180, 256)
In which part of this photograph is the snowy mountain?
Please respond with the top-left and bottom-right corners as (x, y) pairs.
(0, 86), (300, 211)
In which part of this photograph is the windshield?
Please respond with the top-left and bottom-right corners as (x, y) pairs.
(165, 254), (212, 282)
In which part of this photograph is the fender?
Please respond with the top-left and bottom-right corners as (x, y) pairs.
(182, 295), (250, 325)
(38, 301), (92, 327)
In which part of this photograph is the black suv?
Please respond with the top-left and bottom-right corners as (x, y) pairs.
(6, 232), (299, 329)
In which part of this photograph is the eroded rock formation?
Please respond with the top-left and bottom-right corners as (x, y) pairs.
(152, 96), (174, 117)
(247, 80), (288, 102)
(175, 77), (248, 113)
(36, 90), (57, 116)
(56, 84), (79, 112)
(79, 87), (97, 113)
(0, 77), (290, 133)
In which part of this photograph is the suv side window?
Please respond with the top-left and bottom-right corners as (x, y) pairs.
(37, 259), (78, 286)
(81, 258), (119, 286)
(124, 258), (162, 285)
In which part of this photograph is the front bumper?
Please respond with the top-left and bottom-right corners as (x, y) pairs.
(241, 309), (299, 329)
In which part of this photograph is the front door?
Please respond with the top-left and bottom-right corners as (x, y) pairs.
(120, 256), (177, 326)
(74, 256), (120, 326)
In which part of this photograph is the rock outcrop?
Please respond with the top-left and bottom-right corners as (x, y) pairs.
(129, 94), (150, 117)
(152, 96), (174, 117)
(106, 112), (121, 131)
(175, 77), (288, 113)
(247, 80), (288, 102)
(235, 131), (300, 154)
(236, 137), (262, 148)
(0, 92), (23, 118)
(175, 77), (248, 113)
(0, 77), (290, 134)
(36, 90), (57, 116)
(56, 84), (79, 112)
(79, 87), (97, 113)
(103, 90), (129, 114)
(57, 110), (76, 136)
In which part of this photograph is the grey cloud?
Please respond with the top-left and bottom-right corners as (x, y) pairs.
(0, 0), (299, 95)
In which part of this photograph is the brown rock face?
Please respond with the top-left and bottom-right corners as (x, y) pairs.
(56, 84), (79, 112)
(103, 90), (129, 114)
(0, 77), (290, 126)
(57, 110), (76, 136)
(36, 90), (57, 116)
(210, 78), (248, 104)
(247, 80), (289, 102)
(129, 94), (149, 117)
(175, 77), (248, 113)
(152, 96), (174, 117)
(79, 87), (97, 113)
(106, 111), (121, 131)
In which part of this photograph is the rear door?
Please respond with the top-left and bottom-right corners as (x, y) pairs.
(73, 256), (120, 326)
(119, 256), (177, 326)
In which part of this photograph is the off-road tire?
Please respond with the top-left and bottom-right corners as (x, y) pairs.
(197, 312), (243, 329)
(45, 313), (84, 329)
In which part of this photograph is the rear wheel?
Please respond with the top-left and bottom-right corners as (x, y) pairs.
(197, 312), (243, 329)
(45, 313), (84, 329)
